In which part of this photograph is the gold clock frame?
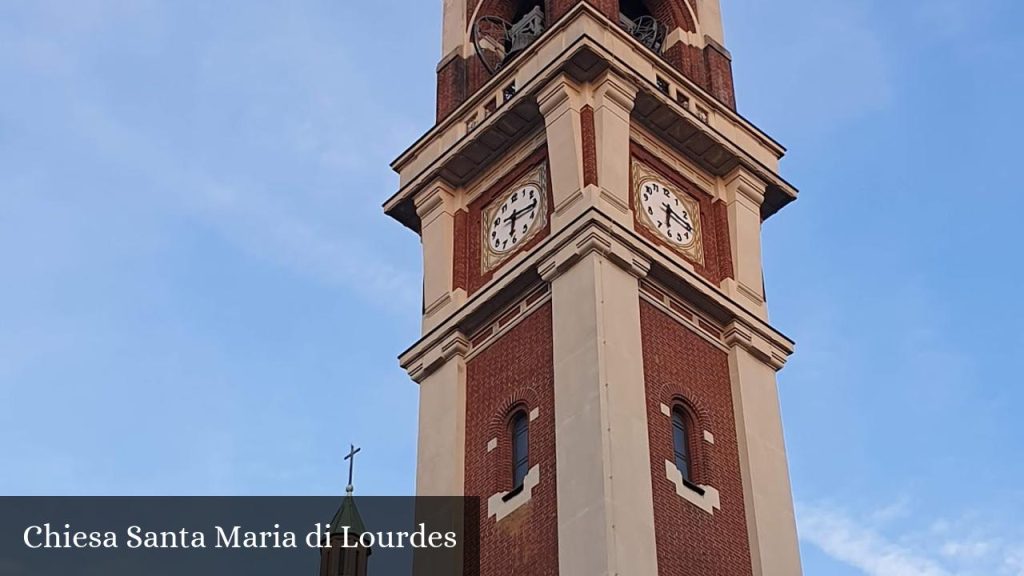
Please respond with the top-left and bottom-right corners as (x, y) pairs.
(632, 160), (705, 266)
(481, 162), (549, 273)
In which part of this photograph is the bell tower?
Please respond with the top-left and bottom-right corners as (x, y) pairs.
(387, 1), (802, 575)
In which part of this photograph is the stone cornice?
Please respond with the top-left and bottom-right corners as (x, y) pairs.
(538, 226), (651, 283)
(397, 208), (794, 382)
(385, 3), (795, 233)
(724, 166), (767, 208)
(723, 320), (792, 370)
(403, 330), (470, 384)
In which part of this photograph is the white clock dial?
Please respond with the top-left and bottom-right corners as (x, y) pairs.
(638, 179), (697, 247)
(488, 184), (542, 254)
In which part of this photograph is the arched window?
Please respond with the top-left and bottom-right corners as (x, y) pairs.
(672, 406), (692, 482)
(511, 410), (530, 488)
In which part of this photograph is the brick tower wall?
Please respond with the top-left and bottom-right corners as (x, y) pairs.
(465, 303), (560, 576)
(640, 300), (754, 576)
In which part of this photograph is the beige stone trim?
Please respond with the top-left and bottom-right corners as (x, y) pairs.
(486, 438), (497, 453)
(538, 225), (651, 284)
(399, 214), (794, 385)
(728, 344), (803, 576)
(723, 319), (789, 371)
(441, 0), (469, 57)
(698, 0), (726, 47)
(724, 166), (768, 318)
(529, 407), (539, 421)
(663, 28), (705, 52)
(592, 70), (639, 227)
(664, 460), (721, 515)
(388, 4), (791, 210)
(537, 74), (587, 229)
(660, 403), (671, 417)
(406, 331), (470, 384)
(630, 125), (718, 200)
(463, 130), (547, 206)
(638, 289), (729, 354)
(704, 430), (715, 444)
(550, 246), (659, 576)
(416, 181), (463, 334)
(464, 289), (551, 361)
(415, 348), (468, 497)
(486, 464), (540, 522)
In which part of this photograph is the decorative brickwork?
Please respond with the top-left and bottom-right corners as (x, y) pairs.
(640, 299), (753, 576)
(581, 105), (598, 187)
(645, 0), (695, 33)
(548, 0), (617, 22)
(664, 43), (707, 88)
(464, 147), (552, 295)
(454, 209), (470, 291)
(631, 143), (734, 283)
(704, 43), (737, 110)
(714, 199), (734, 279)
(465, 303), (558, 576)
(437, 55), (468, 122)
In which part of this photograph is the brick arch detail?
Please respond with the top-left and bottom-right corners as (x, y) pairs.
(639, 0), (696, 34)
(486, 386), (542, 493)
(652, 380), (714, 485)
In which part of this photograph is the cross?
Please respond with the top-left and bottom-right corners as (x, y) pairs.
(344, 444), (361, 494)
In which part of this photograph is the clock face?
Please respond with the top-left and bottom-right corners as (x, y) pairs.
(487, 184), (542, 254)
(638, 179), (698, 247)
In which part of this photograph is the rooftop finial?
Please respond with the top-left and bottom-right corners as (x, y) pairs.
(344, 444), (361, 495)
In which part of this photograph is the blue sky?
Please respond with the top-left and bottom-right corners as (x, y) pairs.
(0, 1), (1021, 574)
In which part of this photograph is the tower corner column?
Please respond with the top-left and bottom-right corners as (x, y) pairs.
(406, 331), (470, 497)
(723, 167), (768, 318)
(724, 321), (802, 576)
(541, 227), (659, 576)
(416, 181), (466, 333)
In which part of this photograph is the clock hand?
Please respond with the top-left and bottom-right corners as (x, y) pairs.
(665, 205), (694, 232)
(503, 199), (538, 223)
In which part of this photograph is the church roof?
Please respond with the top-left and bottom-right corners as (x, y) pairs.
(330, 492), (367, 536)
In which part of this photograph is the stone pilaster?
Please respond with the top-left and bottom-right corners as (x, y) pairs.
(416, 181), (466, 333)
(537, 74), (587, 230)
(723, 167), (768, 318)
(724, 320), (802, 576)
(540, 227), (660, 576)
(592, 70), (639, 227)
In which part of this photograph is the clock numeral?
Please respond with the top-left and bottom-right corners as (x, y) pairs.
(522, 224), (528, 233)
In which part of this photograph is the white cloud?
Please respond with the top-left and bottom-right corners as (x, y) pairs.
(799, 502), (952, 576)
(799, 502), (1024, 576)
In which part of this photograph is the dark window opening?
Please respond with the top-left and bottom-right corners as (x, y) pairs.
(512, 0), (545, 22)
(672, 406), (692, 482)
(618, 0), (666, 53)
(619, 0), (653, 20)
(511, 410), (530, 488)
